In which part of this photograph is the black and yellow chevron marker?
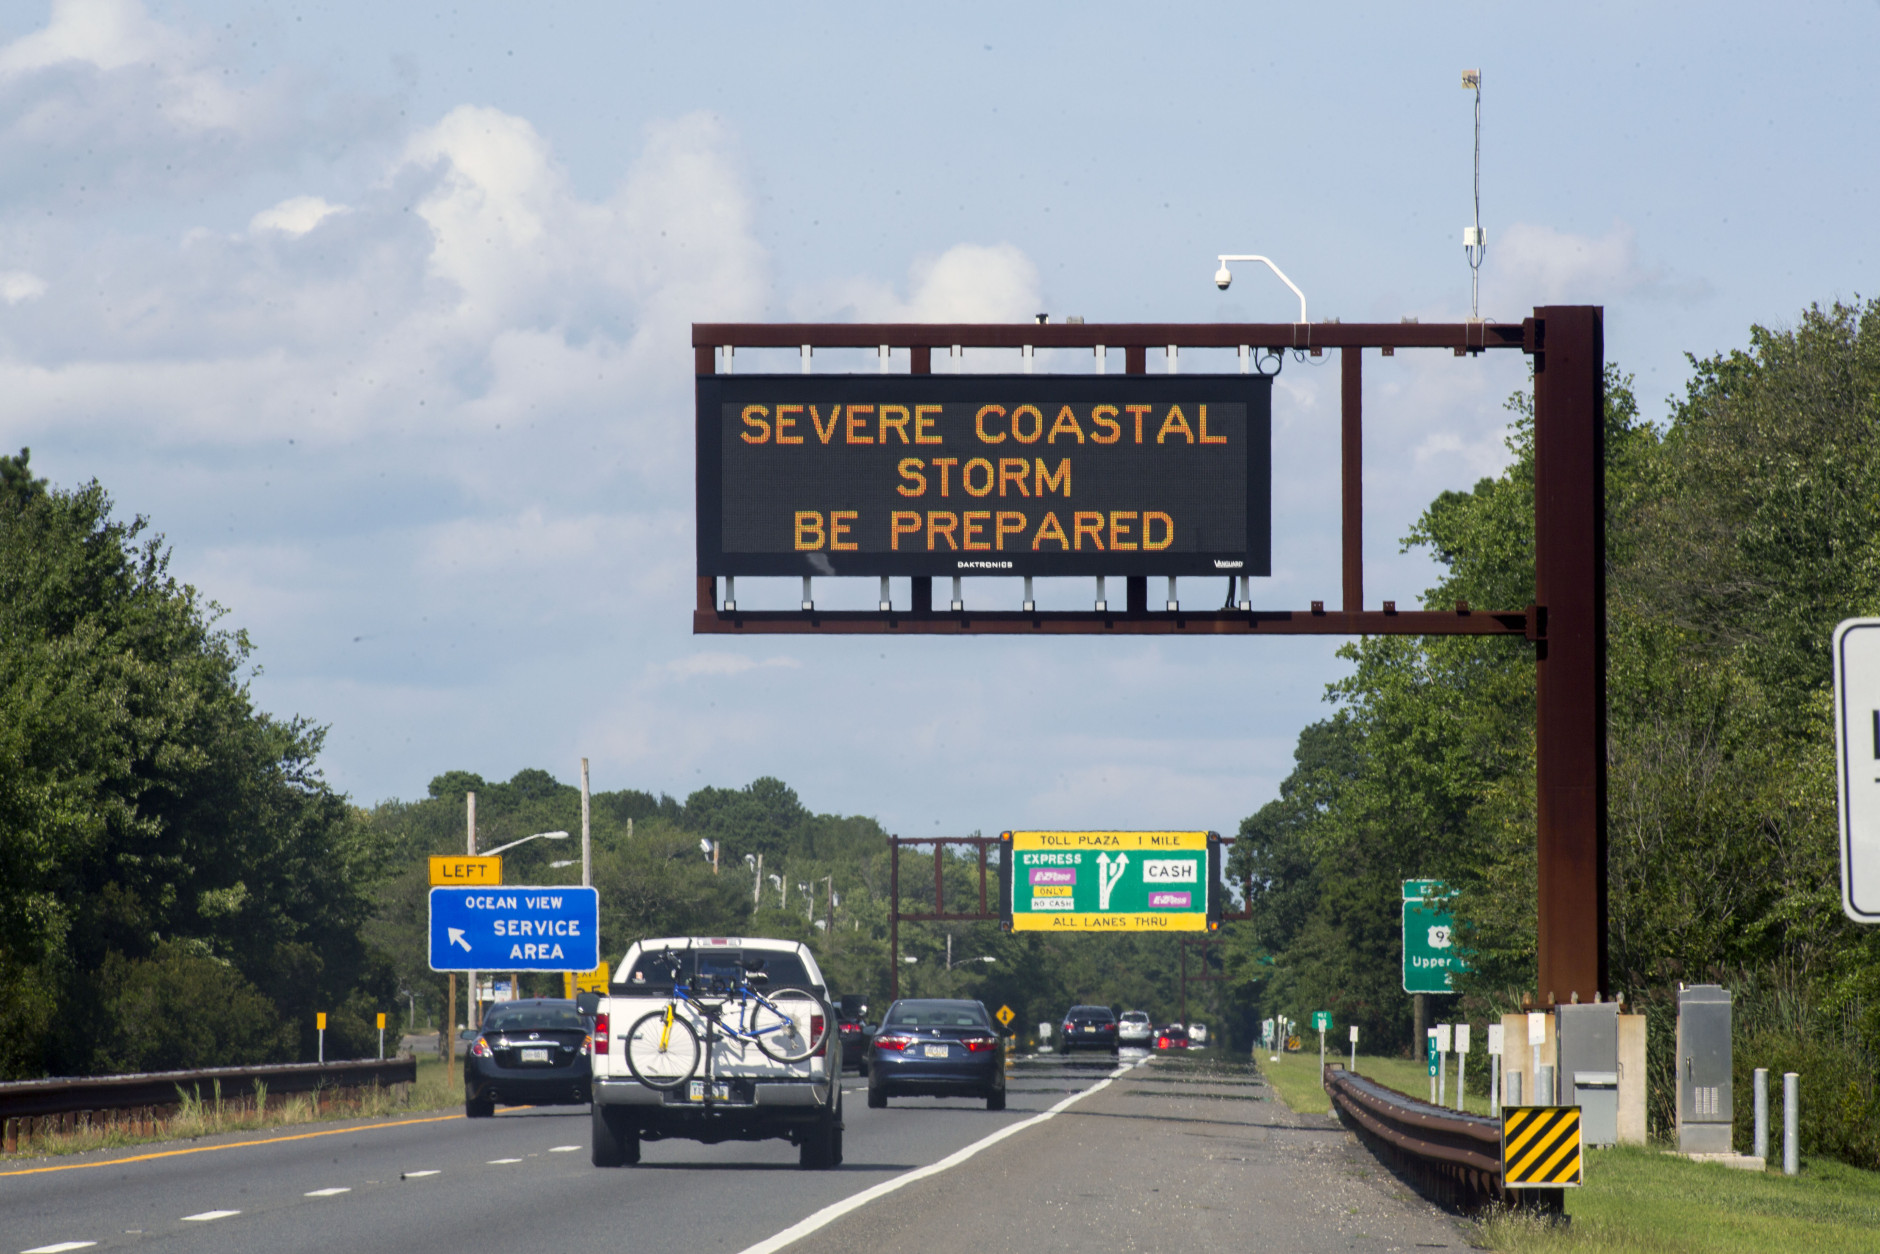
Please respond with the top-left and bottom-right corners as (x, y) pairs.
(1501, 1105), (1583, 1187)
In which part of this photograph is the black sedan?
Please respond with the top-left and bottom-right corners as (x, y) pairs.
(464, 998), (592, 1117)
(1060, 1004), (1119, 1054)
(866, 999), (1006, 1110)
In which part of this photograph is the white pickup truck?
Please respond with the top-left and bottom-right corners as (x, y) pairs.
(587, 936), (843, 1169)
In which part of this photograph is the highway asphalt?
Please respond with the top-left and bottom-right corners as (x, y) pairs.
(1, 1052), (1467, 1254)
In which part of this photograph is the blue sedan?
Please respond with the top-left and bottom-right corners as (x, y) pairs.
(865, 998), (1006, 1111)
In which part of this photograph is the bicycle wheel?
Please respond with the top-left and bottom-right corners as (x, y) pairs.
(624, 1009), (701, 1089)
(749, 989), (829, 1064)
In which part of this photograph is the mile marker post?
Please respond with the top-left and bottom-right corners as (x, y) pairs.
(1436, 1023), (1452, 1107)
(1427, 1028), (1438, 1102)
(1349, 1023), (1358, 1072)
(317, 1011), (327, 1064)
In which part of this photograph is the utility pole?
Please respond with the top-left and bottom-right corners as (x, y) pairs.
(580, 758), (591, 888)
(466, 791), (477, 1033)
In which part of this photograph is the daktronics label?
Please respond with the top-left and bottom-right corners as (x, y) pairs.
(697, 375), (1271, 577)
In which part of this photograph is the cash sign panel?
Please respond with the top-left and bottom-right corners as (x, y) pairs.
(1008, 831), (1210, 931)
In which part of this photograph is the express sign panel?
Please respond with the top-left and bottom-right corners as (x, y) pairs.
(697, 375), (1272, 578)
(1003, 831), (1218, 931)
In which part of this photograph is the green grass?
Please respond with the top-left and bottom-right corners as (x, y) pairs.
(1255, 1050), (1880, 1252)
(1256, 1048), (1492, 1116)
(1477, 1145), (1880, 1253)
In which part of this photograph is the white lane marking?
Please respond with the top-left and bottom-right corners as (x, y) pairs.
(401, 1170), (440, 1179)
(736, 1057), (1144, 1254)
(304, 1187), (351, 1197)
(548, 1145), (581, 1153)
(487, 1158), (523, 1165)
(180, 1211), (240, 1222)
(23, 1242), (98, 1253)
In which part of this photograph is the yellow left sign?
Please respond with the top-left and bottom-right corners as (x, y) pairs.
(430, 855), (502, 886)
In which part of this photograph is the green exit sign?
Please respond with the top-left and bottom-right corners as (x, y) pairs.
(1312, 1011), (1332, 1032)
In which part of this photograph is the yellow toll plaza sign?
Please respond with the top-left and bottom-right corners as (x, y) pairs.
(996, 1004), (1015, 1027)
(564, 962), (611, 998)
(430, 855), (502, 886)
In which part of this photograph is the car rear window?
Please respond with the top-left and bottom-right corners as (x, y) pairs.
(885, 1000), (991, 1028)
(484, 1007), (585, 1031)
(1067, 1006), (1115, 1022)
(620, 947), (817, 994)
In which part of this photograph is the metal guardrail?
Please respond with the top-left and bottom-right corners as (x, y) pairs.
(0, 1057), (417, 1121)
(1322, 1063), (1521, 1213)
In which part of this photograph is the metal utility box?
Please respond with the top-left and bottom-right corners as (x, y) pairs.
(1557, 1001), (1621, 1145)
(1677, 984), (1733, 1154)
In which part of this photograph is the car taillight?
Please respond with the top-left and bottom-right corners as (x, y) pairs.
(812, 1014), (825, 1042)
(593, 1013), (609, 1054)
(963, 1036), (998, 1052)
(1157, 1036), (1169, 1048)
(1063, 1022), (1074, 1033)
(874, 1033), (915, 1051)
(470, 1037), (491, 1057)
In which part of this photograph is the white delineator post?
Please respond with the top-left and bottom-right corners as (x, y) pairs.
(1454, 1024), (1471, 1111)
(1784, 1072), (1800, 1175)
(1528, 1010), (1548, 1104)
(1436, 1023), (1452, 1107)
(1349, 1023), (1358, 1072)
(1487, 1023), (1504, 1117)
(1318, 1023), (1326, 1083)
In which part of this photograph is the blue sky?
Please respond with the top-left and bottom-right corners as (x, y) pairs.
(5, 1), (1875, 835)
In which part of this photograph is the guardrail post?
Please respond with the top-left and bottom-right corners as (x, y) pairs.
(1783, 1072), (1799, 1175)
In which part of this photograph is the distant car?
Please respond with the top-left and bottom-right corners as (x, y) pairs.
(867, 998), (1006, 1110)
(1060, 1005), (1119, 1054)
(1154, 1024), (1190, 1051)
(1186, 1022), (1209, 1046)
(1117, 1010), (1153, 1047)
(464, 998), (592, 1117)
(837, 1009), (875, 1074)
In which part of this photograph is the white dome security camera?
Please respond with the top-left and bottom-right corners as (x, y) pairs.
(1214, 265), (1232, 290)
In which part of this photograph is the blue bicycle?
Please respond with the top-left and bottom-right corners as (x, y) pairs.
(623, 951), (828, 1090)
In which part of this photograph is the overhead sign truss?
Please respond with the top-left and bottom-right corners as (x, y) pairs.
(694, 311), (1608, 1008)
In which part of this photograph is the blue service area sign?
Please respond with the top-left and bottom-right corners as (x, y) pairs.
(428, 886), (599, 972)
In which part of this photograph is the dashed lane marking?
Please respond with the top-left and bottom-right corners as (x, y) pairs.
(304, 1187), (351, 1197)
(22, 1242), (98, 1253)
(180, 1211), (240, 1222)
(401, 1170), (440, 1179)
(548, 1145), (581, 1153)
(0, 1112), (464, 1178)
(487, 1158), (523, 1165)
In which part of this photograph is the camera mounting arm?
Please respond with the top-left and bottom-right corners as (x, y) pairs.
(1213, 254), (1308, 325)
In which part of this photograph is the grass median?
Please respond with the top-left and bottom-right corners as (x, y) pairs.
(2, 1054), (464, 1162)
(1254, 1048), (1880, 1251)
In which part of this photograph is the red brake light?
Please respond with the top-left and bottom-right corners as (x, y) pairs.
(594, 1012), (609, 1053)
(963, 1035), (998, 1052)
(811, 1014), (825, 1042)
(470, 1037), (491, 1057)
(874, 1033), (915, 1051)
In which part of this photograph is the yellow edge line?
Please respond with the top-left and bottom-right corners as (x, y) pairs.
(1, 1111), (467, 1177)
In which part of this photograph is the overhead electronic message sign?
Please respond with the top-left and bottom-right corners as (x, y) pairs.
(697, 376), (1271, 578)
(1001, 831), (1220, 931)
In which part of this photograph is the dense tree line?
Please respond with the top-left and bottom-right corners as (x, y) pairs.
(1222, 300), (1880, 1163)
(0, 451), (392, 1078)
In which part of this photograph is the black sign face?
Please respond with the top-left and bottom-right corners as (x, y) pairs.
(697, 374), (1271, 578)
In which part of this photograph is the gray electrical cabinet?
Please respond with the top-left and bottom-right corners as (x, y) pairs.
(1557, 1002), (1621, 1145)
(1677, 984), (1733, 1153)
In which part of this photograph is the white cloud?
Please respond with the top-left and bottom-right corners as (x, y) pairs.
(661, 653), (803, 682)
(0, 271), (47, 303)
(1484, 221), (1710, 312)
(805, 242), (1042, 323)
(0, 0), (180, 77)
(250, 196), (346, 237)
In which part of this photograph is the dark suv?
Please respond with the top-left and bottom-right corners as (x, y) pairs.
(1059, 1005), (1118, 1054)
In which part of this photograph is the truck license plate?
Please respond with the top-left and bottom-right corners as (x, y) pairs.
(687, 1080), (731, 1101)
(520, 1048), (550, 1063)
(923, 1044), (949, 1058)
